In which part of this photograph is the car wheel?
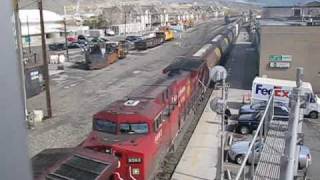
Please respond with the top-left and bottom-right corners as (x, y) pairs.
(309, 111), (318, 119)
(239, 126), (250, 135)
(235, 154), (244, 165)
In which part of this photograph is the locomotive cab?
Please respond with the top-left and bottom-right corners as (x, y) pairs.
(82, 99), (164, 180)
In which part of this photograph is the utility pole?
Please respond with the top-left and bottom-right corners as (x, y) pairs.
(64, 18), (69, 62)
(124, 10), (127, 37)
(38, 0), (52, 118)
(220, 72), (226, 180)
(27, 16), (32, 54)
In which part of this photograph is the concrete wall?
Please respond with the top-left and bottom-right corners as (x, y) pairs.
(259, 26), (320, 93)
(262, 8), (294, 18)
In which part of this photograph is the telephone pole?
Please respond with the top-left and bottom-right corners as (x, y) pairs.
(220, 72), (226, 180)
(38, 0), (52, 118)
(64, 18), (69, 62)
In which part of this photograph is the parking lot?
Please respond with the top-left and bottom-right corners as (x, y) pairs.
(221, 27), (320, 179)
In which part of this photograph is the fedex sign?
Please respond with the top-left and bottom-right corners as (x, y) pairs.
(253, 84), (291, 102)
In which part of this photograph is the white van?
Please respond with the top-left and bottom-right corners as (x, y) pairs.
(252, 77), (320, 119)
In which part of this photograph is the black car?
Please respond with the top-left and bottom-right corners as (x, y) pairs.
(239, 102), (289, 121)
(237, 112), (262, 134)
(237, 106), (289, 134)
(67, 42), (81, 49)
(239, 101), (287, 115)
(48, 43), (66, 51)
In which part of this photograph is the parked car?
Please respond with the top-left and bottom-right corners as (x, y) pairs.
(89, 37), (108, 43)
(48, 43), (66, 51)
(239, 101), (289, 121)
(237, 112), (262, 134)
(228, 140), (312, 170)
(67, 42), (81, 49)
(105, 29), (115, 36)
(239, 101), (287, 115)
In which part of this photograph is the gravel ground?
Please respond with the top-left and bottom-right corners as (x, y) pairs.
(27, 19), (226, 157)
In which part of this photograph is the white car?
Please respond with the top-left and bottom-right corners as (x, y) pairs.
(105, 29), (115, 36)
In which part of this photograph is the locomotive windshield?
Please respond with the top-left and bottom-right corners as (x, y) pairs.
(119, 123), (149, 134)
(94, 119), (117, 134)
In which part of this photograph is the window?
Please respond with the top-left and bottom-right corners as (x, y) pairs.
(154, 115), (162, 131)
(274, 107), (288, 116)
(162, 106), (171, 119)
(251, 102), (266, 110)
(254, 112), (261, 120)
(310, 95), (316, 103)
(119, 123), (148, 134)
(94, 119), (117, 134)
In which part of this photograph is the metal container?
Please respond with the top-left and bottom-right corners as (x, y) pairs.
(24, 61), (44, 98)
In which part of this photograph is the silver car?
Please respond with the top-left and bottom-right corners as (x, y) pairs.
(228, 140), (312, 169)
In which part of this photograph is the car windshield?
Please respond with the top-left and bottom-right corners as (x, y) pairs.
(251, 102), (266, 109)
(119, 123), (148, 134)
(254, 112), (261, 119)
(94, 119), (117, 134)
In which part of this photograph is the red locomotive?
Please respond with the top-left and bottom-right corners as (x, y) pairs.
(81, 58), (210, 180)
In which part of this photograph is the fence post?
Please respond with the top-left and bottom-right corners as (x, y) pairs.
(280, 68), (303, 180)
(251, 134), (256, 179)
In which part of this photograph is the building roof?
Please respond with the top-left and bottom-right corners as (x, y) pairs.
(19, 9), (63, 23)
(258, 19), (307, 26)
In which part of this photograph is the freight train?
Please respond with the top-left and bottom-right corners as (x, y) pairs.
(31, 19), (242, 180)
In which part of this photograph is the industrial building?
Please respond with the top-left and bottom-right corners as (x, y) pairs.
(258, 20), (320, 93)
(262, 4), (320, 19)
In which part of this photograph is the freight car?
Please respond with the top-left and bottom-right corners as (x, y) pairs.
(85, 41), (127, 70)
(192, 44), (222, 70)
(81, 58), (210, 180)
(210, 23), (241, 59)
(32, 148), (118, 180)
(135, 34), (164, 50)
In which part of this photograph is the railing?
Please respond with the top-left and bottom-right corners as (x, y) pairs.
(234, 91), (275, 180)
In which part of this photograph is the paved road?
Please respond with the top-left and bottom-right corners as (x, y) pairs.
(27, 19), (226, 157)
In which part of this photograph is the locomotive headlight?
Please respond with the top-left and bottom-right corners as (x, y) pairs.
(128, 157), (142, 163)
(105, 148), (112, 154)
(132, 168), (140, 175)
